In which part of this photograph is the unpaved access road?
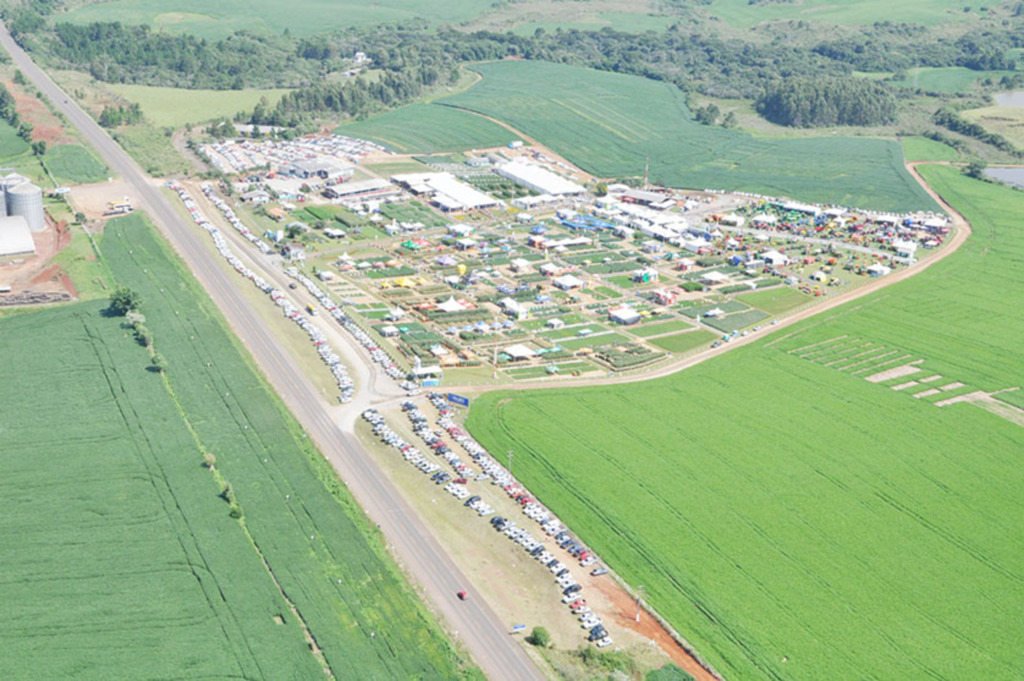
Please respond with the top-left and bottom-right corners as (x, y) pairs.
(0, 22), (541, 681)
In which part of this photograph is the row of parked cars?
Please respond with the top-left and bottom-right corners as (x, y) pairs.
(418, 394), (613, 647)
(200, 182), (274, 255)
(171, 183), (356, 401)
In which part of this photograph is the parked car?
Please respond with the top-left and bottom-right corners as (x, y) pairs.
(590, 567), (609, 576)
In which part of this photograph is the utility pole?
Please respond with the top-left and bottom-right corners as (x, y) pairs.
(635, 585), (644, 622)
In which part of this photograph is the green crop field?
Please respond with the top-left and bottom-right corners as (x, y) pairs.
(62, 0), (494, 38)
(338, 104), (514, 154)
(901, 135), (960, 162)
(442, 62), (936, 212)
(45, 144), (109, 183)
(703, 0), (992, 28)
(0, 118), (29, 159)
(468, 166), (1024, 680)
(647, 329), (716, 353)
(891, 66), (1019, 93)
(108, 84), (291, 127)
(0, 213), (469, 679)
(736, 287), (809, 315)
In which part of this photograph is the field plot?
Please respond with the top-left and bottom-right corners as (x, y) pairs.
(108, 84), (291, 127)
(337, 104), (514, 154)
(62, 0), (495, 38)
(704, 0), (991, 28)
(442, 62), (935, 212)
(901, 135), (960, 162)
(0, 213), (469, 679)
(891, 66), (1018, 93)
(736, 287), (808, 315)
(467, 167), (1024, 680)
(45, 144), (108, 184)
(961, 104), (1024, 150)
(0, 117), (29, 158)
(0, 306), (319, 679)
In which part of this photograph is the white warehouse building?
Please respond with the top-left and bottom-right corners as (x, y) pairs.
(496, 161), (585, 196)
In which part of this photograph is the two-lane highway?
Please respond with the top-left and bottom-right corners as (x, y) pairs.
(0, 23), (540, 681)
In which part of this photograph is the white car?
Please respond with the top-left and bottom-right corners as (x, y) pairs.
(596, 637), (613, 648)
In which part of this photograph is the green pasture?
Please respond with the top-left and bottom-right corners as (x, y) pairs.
(108, 84), (291, 127)
(61, 0), (495, 39)
(0, 212), (468, 679)
(704, 0), (994, 28)
(701, 309), (769, 333)
(0, 305), (321, 679)
(736, 286), (808, 315)
(338, 104), (513, 154)
(631, 319), (693, 337)
(511, 12), (676, 36)
(891, 66), (1019, 93)
(647, 329), (716, 353)
(900, 135), (960, 163)
(961, 105), (1024, 150)
(45, 144), (109, 184)
(443, 62), (936, 212)
(467, 166), (1024, 680)
(0, 118), (29, 158)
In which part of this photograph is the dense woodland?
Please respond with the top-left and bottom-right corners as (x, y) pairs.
(756, 78), (897, 128)
(3, 1), (1024, 132)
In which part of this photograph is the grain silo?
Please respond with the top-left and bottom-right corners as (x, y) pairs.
(6, 181), (44, 232)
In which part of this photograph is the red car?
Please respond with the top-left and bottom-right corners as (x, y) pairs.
(457, 591), (468, 601)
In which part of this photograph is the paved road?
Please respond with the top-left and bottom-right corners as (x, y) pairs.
(0, 23), (540, 681)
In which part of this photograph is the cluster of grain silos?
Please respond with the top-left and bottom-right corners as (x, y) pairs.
(1, 173), (44, 232)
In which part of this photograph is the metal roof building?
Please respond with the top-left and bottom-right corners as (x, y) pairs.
(496, 161), (585, 196)
(0, 215), (36, 257)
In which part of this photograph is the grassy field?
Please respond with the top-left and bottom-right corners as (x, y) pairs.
(901, 135), (961, 162)
(108, 84), (291, 127)
(62, 0), (495, 38)
(736, 287), (808, 315)
(467, 166), (1024, 680)
(961, 105), (1024, 150)
(443, 62), (936, 212)
(111, 124), (190, 176)
(511, 12), (676, 36)
(45, 144), (109, 184)
(891, 66), (1019, 93)
(647, 329), (716, 353)
(0, 213), (471, 679)
(338, 104), (514, 153)
(0, 117), (29, 158)
(704, 0), (994, 27)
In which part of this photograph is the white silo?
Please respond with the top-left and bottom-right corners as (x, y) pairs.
(7, 181), (45, 232)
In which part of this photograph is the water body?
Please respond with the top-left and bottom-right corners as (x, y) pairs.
(992, 90), (1024, 107)
(983, 166), (1024, 189)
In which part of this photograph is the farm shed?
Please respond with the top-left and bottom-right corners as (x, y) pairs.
(323, 179), (399, 201)
(700, 271), (730, 286)
(608, 305), (642, 325)
(241, 189), (270, 204)
(503, 343), (536, 361)
(762, 250), (790, 267)
(499, 297), (527, 319)
(497, 161), (585, 196)
(510, 258), (532, 272)
(867, 263), (892, 277)
(0, 215), (35, 257)
(553, 274), (585, 290)
(546, 318), (565, 330)
(380, 325), (400, 337)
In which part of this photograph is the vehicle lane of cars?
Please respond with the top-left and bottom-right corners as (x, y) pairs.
(363, 396), (614, 648)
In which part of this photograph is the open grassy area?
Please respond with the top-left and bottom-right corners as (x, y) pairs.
(901, 135), (960, 162)
(108, 84), (291, 127)
(443, 62), (936, 212)
(891, 66), (1019, 93)
(961, 105), (1024, 150)
(0, 213), (470, 678)
(338, 103), (514, 154)
(736, 287), (808, 315)
(467, 166), (1024, 680)
(0, 117), (29, 158)
(704, 0), (994, 28)
(647, 329), (716, 353)
(45, 144), (109, 184)
(110, 123), (190, 176)
(61, 0), (495, 38)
